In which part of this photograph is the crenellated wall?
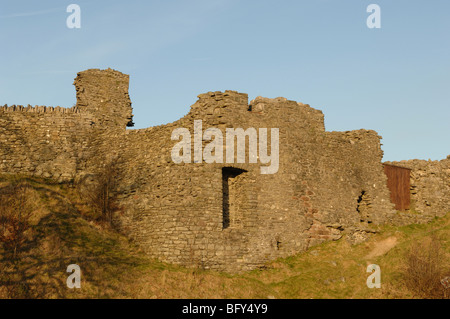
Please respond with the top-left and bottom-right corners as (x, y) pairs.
(0, 68), (132, 182)
(0, 104), (96, 181)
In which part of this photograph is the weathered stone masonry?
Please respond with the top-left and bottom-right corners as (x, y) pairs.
(0, 69), (132, 182)
(385, 157), (450, 224)
(1, 68), (449, 272)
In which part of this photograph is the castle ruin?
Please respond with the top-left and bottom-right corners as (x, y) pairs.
(1, 68), (448, 272)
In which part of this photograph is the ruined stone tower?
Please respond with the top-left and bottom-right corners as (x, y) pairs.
(74, 68), (134, 129)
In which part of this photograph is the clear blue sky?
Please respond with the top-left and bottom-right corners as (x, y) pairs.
(1, 0), (449, 161)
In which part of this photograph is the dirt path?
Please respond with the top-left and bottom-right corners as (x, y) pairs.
(365, 236), (398, 259)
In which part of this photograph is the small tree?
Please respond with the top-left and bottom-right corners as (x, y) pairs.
(79, 160), (122, 225)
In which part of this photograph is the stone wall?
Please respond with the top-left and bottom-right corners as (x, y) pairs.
(0, 68), (132, 182)
(1, 68), (447, 272)
(0, 105), (96, 182)
(385, 157), (450, 222)
(110, 90), (397, 271)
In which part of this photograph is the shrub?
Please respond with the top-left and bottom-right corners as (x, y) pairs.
(402, 235), (449, 299)
(0, 182), (33, 260)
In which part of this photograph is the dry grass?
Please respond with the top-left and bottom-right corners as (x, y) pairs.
(0, 180), (34, 259)
(0, 174), (449, 299)
(0, 175), (144, 298)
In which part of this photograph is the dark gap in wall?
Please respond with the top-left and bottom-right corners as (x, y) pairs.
(222, 167), (246, 229)
(356, 190), (366, 216)
(357, 190), (373, 223)
(276, 240), (282, 250)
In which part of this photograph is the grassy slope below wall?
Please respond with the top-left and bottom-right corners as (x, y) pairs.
(0, 175), (448, 299)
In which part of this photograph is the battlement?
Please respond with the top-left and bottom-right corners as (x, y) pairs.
(0, 104), (80, 114)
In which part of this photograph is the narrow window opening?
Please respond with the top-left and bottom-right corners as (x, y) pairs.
(222, 167), (246, 229)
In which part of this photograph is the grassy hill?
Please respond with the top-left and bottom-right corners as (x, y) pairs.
(0, 175), (448, 299)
